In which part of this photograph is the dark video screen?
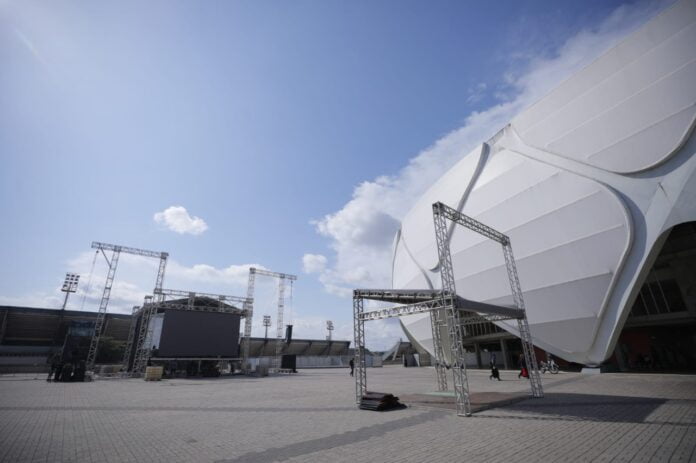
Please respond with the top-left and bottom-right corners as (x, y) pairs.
(157, 310), (240, 358)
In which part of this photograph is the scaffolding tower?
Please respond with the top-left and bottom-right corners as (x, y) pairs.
(242, 268), (297, 373)
(352, 201), (543, 417)
(121, 296), (151, 372)
(86, 242), (168, 372)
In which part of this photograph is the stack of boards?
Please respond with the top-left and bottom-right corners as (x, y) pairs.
(359, 391), (407, 411)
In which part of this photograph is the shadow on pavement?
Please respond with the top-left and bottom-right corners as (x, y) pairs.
(480, 392), (673, 424)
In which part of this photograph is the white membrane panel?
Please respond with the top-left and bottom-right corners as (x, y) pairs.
(394, 0), (696, 365)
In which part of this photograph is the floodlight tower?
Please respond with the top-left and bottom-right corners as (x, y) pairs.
(53, 272), (80, 348)
(60, 273), (80, 311)
(326, 320), (334, 341)
(263, 315), (271, 339)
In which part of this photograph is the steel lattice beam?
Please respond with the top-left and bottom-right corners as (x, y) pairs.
(155, 288), (251, 305)
(358, 298), (448, 321)
(432, 202), (508, 244)
(148, 302), (246, 315)
(353, 288), (444, 303)
(356, 297), (522, 322)
(91, 241), (168, 260)
(250, 267), (298, 281)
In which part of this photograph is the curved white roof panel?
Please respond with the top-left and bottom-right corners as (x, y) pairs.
(513, 0), (696, 174)
(394, 0), (696, 366)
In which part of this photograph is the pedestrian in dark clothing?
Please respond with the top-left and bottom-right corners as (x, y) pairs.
(47, 353), (61, 382)
(490, 364), (501, 381)
(60, 363), (73, 382)
(349, 359), (355, 377)
(53, 362), (64, 383)
(72, 361), (86, 382)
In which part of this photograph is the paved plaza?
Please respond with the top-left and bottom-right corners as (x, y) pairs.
(0, 366), (694, 462)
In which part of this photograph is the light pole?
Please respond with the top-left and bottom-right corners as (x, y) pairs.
(54, 272), (79, 349)
(61, 273), (80, 311)
(263, 315), (271, 339)
(326, 320), (334, 341)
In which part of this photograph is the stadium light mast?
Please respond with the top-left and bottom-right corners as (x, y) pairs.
(60, 273), (80, 311)
(326, 320), (334, 341)
(263, 315), (271, 339)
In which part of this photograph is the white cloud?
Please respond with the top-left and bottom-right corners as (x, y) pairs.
(23, 250), (271, 314)
(166, 261), (264, 287)
(0, 292), (63, 309)
(153, 206), (208, 235)
(302, 254), (327, 274)
(7, 251), (401, 349)
(465, 82), (487, 104)
(311, 1), (665, 296)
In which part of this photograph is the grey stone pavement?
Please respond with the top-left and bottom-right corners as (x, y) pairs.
(0, 366), (695, 462)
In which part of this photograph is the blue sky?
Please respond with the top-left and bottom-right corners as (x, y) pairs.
(0, 0), (669, 349)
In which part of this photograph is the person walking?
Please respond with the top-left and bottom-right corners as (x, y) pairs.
(489, 364), (501, 381)
(518, 353), (528, 379)
(349, 358), (355, 377)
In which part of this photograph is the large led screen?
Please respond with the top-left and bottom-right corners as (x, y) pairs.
(157, 310), (240, 357)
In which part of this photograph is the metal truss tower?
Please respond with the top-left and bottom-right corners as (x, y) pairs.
(86, 242), (168, 373)
(131, 297), (156, 374)
(432, 203), (472, 416)
(121, 299), (147, 371)
(432, 202), (543, 402)
(352, 295), (367, 403)
(85, 248), (120, 370)
(503, 243), (544, 397)
(242, 268), (297, 374)
(274, 280), (286, 371)
(429, 308), (448, 391)
(352, 201), (543, 417)
(241, 269), (256, 372)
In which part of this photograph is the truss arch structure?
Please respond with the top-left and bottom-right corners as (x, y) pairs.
(353, 201), (543, 417)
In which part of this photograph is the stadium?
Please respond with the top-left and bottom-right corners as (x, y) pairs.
(394, 0), (696, 370)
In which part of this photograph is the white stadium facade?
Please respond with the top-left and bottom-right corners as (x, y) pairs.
(393, 0), (696, 371)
